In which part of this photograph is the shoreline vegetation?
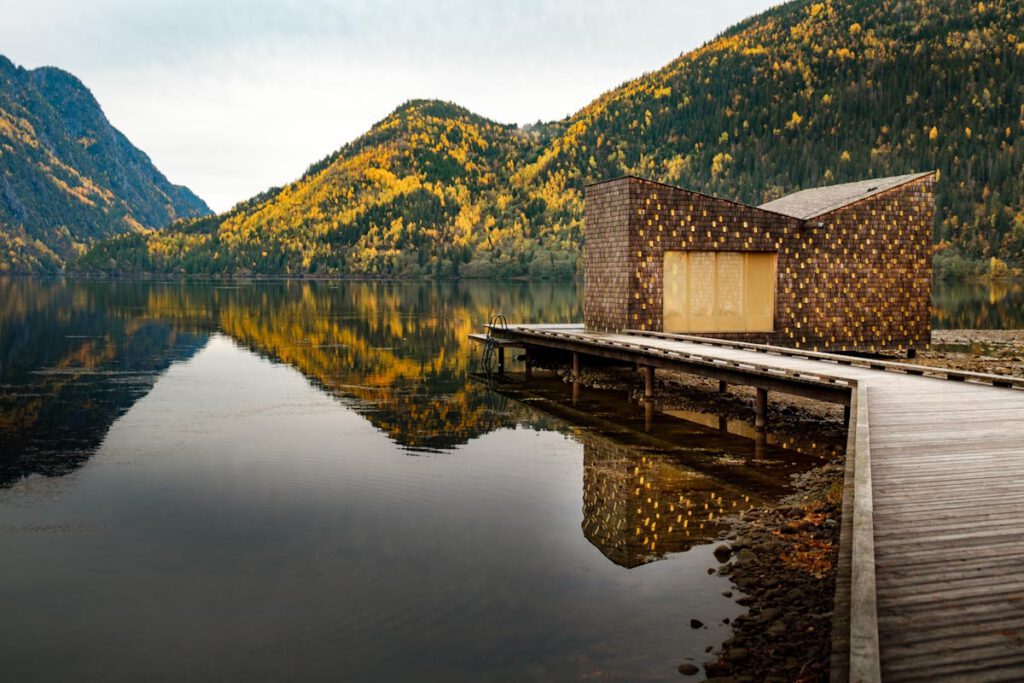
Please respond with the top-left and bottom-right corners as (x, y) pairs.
(4, 269), (1024, 285)
(7, 270), (580, 282)
(933, 249), (1024, 281)
(538, 330), (1024, 681)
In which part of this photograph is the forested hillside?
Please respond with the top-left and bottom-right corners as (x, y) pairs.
(0, 55), (209, 272)
(77, 0), (1024, 278)
(78, 101), (567, 277)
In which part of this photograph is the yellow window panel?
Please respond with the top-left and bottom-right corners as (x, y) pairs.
(663, 250), (777, 333)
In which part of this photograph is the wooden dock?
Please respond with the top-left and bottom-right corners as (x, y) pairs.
(472, 324), (1024, 682)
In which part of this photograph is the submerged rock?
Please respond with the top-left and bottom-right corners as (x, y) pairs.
(703, 660), (731, 677)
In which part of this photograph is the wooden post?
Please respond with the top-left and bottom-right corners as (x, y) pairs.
(644, 366), (655, 400)
(497, 347), (505, 375)
(755, 388), (768, 430)
(644, 400), (654, 432)
(718, 380), (728, 393)
(572, 352), (580, 377)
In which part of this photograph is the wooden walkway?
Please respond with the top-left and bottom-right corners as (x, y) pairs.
(476, 325), (1024, 682)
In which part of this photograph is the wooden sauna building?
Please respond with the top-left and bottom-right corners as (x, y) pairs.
(583, 172), (936, 353)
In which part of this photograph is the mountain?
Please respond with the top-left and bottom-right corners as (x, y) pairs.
(76, 0), (1024, 278)
(0, 55), (210, 272)
(78, 100), (566, 277)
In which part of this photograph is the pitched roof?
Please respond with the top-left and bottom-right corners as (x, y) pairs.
(757, 172), (933, 220)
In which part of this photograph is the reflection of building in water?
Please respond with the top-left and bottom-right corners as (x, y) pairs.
(580, 432), (755, 569)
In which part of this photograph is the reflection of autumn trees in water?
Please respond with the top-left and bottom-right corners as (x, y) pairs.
(0, 279), (581, 487)
(932, 280), (1024, 330)
(205, 281), (581, 450)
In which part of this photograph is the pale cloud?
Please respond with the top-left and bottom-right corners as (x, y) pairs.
(1, 0), (781, 211)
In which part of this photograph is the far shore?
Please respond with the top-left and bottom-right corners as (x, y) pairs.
(4, 270), (1024, 286)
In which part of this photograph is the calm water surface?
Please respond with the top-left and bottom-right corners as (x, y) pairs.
(0, 277), (1016, 681)
(932, 278), (1024, 329)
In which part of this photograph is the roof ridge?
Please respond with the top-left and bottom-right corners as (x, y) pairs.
(758, 172), (934, 221)
(585, 175), (803, 220)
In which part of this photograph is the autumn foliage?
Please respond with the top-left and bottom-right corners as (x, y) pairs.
(73, 0), (1024, 277)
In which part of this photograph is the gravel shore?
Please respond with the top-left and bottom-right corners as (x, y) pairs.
(922, 329), (1024, 377)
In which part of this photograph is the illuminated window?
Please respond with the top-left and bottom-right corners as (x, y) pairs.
(663, 251), (776, 332)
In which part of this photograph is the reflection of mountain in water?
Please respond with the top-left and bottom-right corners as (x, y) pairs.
(0, 280), (206, 487)
(205, 281), (579, 451)
(581, 435), (754, 568)
(0, 278), (579, 486)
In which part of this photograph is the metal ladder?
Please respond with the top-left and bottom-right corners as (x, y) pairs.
(480, 313), (508, 380)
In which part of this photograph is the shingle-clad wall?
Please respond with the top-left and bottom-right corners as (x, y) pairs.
(583, 175), (935, 353)
(583, 179), (635, 332)
(794, 177), (934, 351)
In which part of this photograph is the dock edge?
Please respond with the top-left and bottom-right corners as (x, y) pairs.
(832, 382), (881, 682)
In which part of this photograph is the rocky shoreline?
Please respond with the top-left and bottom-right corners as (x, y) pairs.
(694, 463), (844, 682)
(921, 329), (1024, 377)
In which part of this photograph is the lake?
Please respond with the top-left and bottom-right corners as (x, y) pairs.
(932, 278), (1024, 329)
(0, 277), (1019, 681)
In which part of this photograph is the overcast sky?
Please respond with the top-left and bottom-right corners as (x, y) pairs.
(1, 0), (780, 212)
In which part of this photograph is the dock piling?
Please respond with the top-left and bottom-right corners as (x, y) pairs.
(755, 387), (768, 429)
